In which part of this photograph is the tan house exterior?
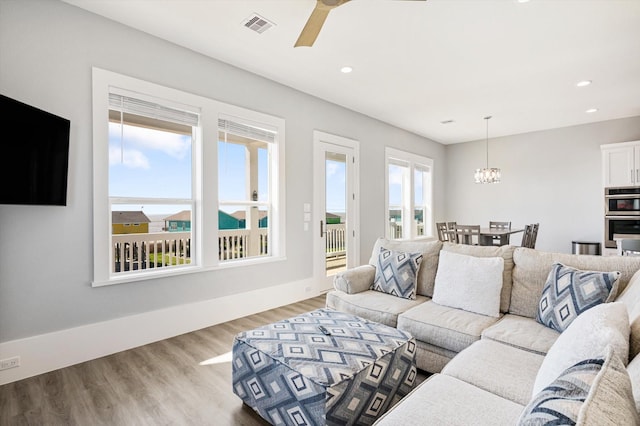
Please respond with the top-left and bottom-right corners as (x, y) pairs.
(112, 211), (151, 234)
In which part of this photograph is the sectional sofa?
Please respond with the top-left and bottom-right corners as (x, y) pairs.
(326, 238), (640, 425)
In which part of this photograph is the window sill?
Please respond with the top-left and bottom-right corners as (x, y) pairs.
(91, 255), (287, 287)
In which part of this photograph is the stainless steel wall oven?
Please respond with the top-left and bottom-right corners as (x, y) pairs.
(605, 187), (640, 248)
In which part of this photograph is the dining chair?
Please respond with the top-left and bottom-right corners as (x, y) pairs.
(620, 239), (640, 256)
(436, 222), (449, 242)
(489, 221), (511, 245)
(446, 221), (457, 243)
(530, 223), (539, 248)
(521, 223), (539, 249)
(455, 224), (481, 245)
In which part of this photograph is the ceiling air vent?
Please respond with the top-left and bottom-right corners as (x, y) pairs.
(243, 13), (275, 34)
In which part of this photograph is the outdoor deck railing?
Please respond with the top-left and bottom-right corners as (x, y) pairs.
(325, 224), (346, 258)
(112, 224), (347, 273)
(388, 222), (425, 239)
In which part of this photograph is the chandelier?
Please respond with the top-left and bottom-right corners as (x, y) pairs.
(474, 116), (501, 184)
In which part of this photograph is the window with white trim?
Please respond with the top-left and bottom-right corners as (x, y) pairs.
(92, 68), (285, 286)
(385, 147), (433, 240)
(218, 116), (274, 261)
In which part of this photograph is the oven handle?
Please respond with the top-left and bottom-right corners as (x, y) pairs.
(605, 215), (640, 219)
(605, 194), (640, 199)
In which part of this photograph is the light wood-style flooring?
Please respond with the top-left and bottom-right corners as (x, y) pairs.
(0, 295), (426, 425)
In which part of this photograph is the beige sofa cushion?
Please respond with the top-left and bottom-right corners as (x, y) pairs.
(368, 238), (442, 297)
(510, 247), (640, 318)
(481, 314), (559, 355)
(627, 353), (640, 414)
(615, 269), (640, 360)
(414, 340), (458, 374)
(325, 289), (427, 328)
(373, 374), (524, 426)
(441, 242), (515, 313)
(397, 300), (500, 353)
(442, 339), (545, 405)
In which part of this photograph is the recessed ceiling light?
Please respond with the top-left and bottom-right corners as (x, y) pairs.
(340, 66), (353, 74)
(516, 0), (530, 3)
(586, 108), (599, 113)
(577, 80), (592, 87)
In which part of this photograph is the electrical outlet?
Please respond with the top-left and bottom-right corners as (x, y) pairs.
(0, 356), (20, 371)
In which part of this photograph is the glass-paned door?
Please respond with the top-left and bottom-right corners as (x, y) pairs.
(324, 151), (348, 276)
(313, 132), (359, 293)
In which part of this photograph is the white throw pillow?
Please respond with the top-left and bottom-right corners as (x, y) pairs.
(432, 250), (504, 317)
(532, 301), (630, 396)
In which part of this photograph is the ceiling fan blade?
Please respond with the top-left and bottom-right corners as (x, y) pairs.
(294, 0), (351, 48)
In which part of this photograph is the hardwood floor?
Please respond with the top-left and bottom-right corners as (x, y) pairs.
(0, 295), (426, 425)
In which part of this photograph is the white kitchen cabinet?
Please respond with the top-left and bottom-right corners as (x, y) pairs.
(601, 141), (640, 187)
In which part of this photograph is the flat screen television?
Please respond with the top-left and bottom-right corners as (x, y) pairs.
(0, 94), (70, 206)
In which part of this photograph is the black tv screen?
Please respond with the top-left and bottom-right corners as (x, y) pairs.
(0, 94), (70, 206)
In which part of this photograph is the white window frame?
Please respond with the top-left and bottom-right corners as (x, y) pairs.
(91, 68), (285, 286)
(385, 147), (434, 240)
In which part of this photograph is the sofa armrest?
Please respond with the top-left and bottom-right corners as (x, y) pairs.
(333, 265), (376, 294)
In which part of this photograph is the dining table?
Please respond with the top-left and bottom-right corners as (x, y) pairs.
(479, 227), (525, 246)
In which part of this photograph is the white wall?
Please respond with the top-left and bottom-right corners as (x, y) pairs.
(0, 0), (445, 382)
(2, 0), (638, 385)
(445, 117), (640, 253)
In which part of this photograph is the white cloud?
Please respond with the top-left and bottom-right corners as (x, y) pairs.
(326, 161), (340, 177)
(109, 145), (150, 169)
(109, 123), (191, 160)
(388, 165), (405, 185)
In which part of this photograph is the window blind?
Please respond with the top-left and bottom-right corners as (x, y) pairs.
(109, 93), (199, 127)
(218, 118), (276, 144)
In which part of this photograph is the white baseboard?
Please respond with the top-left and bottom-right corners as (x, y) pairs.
(0, 279), (318, 385)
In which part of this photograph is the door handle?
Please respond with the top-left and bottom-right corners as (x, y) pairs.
(320, 220), (325, 237)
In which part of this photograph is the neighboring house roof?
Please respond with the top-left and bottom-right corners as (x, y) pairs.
(230, 210), (268, 221)
(326, 213), (340, 219)
(164, 210), (191, 221)
(112, 211), (151, 224)
(389, 209), (401, 218)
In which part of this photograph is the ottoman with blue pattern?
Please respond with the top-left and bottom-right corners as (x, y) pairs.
(232, 308), (417, 426)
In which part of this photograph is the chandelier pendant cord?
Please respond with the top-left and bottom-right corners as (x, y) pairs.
(485, 115), (491, 168)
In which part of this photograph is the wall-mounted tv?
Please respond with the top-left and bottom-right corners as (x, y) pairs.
(0, 94), (70, 206)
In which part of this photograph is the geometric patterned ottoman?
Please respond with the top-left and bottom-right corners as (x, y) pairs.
(232, 308), (417, 426)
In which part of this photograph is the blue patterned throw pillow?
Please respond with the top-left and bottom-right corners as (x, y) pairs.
(518, 347), (639, 425)
(519, 357), (604, 425)
(536, 263), (620, 332)
(371, 247), (423, 300)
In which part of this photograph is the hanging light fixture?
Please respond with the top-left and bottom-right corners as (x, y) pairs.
(474, 115), (501, 184)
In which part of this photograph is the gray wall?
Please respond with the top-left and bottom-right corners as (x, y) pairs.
(445, 117), (640, 253)
(0, 0), (445, 343)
